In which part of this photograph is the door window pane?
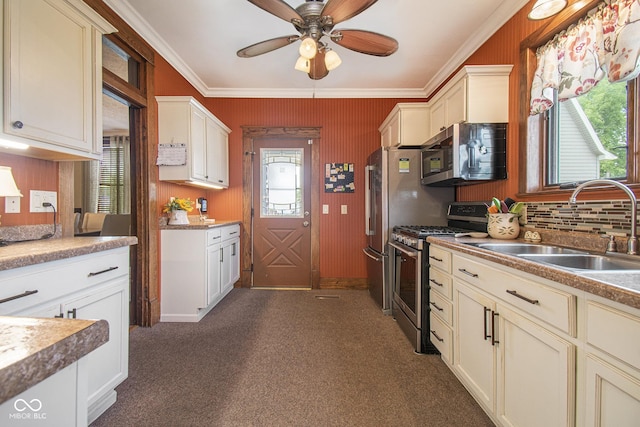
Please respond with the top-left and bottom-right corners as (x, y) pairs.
(260, 149), (303, 217)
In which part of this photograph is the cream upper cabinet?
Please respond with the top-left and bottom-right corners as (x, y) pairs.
(157, 96), (231, 189)
(427, 65), (512, 139)
(1, 0), (115, 160)
(379, 103), (430, 147)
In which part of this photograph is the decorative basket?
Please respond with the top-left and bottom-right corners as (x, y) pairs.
(487, 213), (520, 239)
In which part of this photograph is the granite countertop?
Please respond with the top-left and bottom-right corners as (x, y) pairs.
(159, 219), (241, 230)
(0, 236), (138, 272)
(0, 316), (109, 404)
(428, 236), (640, 310)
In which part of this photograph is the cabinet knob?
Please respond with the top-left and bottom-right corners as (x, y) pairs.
(12, 121), (24, 129)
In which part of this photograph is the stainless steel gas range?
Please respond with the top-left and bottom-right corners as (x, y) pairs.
(389, 202), (488, 353)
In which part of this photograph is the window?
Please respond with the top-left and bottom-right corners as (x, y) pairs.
(522, 0), (640, 194)
(98, 135), (130, 214)
(546, 78), (629, 185)
(260, 148), (303, 217)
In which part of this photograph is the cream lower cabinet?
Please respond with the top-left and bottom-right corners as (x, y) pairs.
(447, 248), (576, 427)
(161, 224), (240, 322)
(583, 298), (640, 426)
(428, 245), (454, 364)
(0, 247), (131, 424)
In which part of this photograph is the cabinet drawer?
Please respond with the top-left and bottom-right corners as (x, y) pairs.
(0, 248), (128, 315)
(429, 245), (452, 274)
(429, 314), (453, 364)
(221, 224), (240, 241)
(207, 228), (222, 246)
(430, 288), (453, 326)
(587, 301), (640, 369)
(453, 254), (575, 335)
(429, 267), (452, 299)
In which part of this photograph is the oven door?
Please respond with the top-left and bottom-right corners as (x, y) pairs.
(389, 241), (421, 328)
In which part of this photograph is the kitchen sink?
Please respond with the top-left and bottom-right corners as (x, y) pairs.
(467, 243), (585, 255)
(519, 254), (640, 271)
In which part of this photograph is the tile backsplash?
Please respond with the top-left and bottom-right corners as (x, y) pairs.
(525, 200), (635, 236)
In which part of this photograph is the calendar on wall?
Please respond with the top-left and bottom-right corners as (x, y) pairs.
(324, 162), (355, 193)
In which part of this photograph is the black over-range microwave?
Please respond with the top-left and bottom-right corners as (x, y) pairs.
(420, 122), (507, 186)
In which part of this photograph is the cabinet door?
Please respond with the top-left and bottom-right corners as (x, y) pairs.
(388, 113), (400, 147)
(207, 243), (222, 306)
(453, 280), (496, 412)
(429, 100), (446, 136)
(497, 305), (575, 427)
(220, 237), (240, 294)
(4, 0), (96, 153)
(445, 79), (466, 126)
(190, 106), (207, 181)
(206, 118), (229, 187)
(229, 237), (240, 286)
(63, 279), (128, 417)
(585, 354), (640, 427)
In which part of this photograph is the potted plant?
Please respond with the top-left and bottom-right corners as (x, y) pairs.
(486, 198), (524, 239)
(163, 197), (194, 225)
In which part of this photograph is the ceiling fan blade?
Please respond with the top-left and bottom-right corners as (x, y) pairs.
(322, 0), (378, 25)
(332, 29), (398, 56)
(237, 35), (298, 58)
(308, 50), (329, 80)
(247, 0), (303, 23)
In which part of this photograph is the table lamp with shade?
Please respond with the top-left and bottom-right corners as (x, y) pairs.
(0, 166), (23, 225)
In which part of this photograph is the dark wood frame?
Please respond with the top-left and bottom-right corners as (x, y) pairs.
(82, 0), (160, 326)
(518, 0), (639, 199)
(241, 127), (321, 289)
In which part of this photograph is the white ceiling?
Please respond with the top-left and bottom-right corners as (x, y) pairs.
(104, 0), (529, 98)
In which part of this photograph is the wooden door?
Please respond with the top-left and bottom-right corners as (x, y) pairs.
(252, 138), (312, 288)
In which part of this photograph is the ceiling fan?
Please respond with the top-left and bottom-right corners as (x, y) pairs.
(237, 0), (399, 80)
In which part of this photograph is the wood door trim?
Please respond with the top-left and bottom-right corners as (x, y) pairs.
(241, 127), (321, 289)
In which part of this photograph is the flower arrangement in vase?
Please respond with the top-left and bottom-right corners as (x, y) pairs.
(486, 198), (524, 239)
(163, 197), (194, 225)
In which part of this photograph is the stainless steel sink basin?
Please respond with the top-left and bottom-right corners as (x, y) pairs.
(468, 243), (586, 255)
(519, 254), (640, 271)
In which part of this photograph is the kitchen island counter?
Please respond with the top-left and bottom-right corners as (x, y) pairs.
(0, 316), (108, 405)
(428, 236), (640, 309)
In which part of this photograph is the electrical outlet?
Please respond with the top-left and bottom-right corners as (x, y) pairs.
(341, 205), (348, 215)
(322, 204), (329, 214)
(30, 190), (57, 213)
(5, 196), (20, 213)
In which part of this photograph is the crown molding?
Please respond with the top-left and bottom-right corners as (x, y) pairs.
(202, 87), (427, 99)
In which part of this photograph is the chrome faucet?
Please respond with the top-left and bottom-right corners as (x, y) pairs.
(569, 179), (638, 255)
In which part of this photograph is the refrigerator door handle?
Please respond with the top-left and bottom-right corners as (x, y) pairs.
(363, 247), (384, 262)
(365, 165), (374, 236)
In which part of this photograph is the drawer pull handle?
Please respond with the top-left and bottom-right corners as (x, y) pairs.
(429, 255), (443, 262)
(458, 268), (478, 278)
(430, 329), (444, 342)
(88, 266), (119, 277)
(506, 290), (539, 305)
(491, 311), (500, 346)
(229, 231), (238, 235)
(0, 289), (38, 304)
(429, 278), (443, 287)
(212, 236), (221, 240)
(430, 301), (444, 312)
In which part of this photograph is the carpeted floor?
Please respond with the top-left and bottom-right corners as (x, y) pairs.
(90, 289), (494, 426)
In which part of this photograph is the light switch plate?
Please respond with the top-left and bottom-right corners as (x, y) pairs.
(30, 190), (57, 213)
(322, 204), (329, 214)
(5, 196), (20, 213)
(341, 205), (348, 215)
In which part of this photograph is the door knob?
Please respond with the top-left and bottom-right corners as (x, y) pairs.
(303, 221), (310, 227)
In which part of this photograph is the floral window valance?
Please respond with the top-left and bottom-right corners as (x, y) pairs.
(530, 0), (640, 115)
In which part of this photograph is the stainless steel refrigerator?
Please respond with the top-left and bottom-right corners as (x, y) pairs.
(363, 147), (454, 313)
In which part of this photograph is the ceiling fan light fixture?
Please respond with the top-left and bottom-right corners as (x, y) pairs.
(299, 37), (317, 59)
(294, 56), (311, 73)
(324, 49), (342, 71)
(528, 0), (567, 20)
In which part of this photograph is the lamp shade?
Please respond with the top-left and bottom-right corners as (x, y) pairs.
(324, 50), (342, 71)
(295, 56), (311, 73)
(0, 166), (23, 197)
(299, 37), (317, 59)
(528, 0), (567, 20)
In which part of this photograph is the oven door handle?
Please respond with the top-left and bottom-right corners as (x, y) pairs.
(389, 241), (419, 258)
